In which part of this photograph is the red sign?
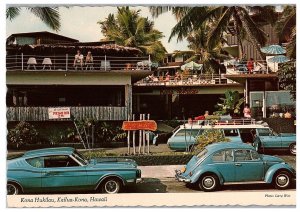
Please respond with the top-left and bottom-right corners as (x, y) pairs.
(122, 120), (157, 131)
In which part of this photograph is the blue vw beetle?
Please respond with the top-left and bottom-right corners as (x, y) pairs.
(7, 147), (141, 195)
(175, 142), (296, 192)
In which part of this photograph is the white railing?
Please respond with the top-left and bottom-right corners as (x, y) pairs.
(135, 73), (236, 86)
(6, 54), (152, 71)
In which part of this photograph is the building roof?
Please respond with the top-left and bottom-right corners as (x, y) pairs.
(7, 31), (79, 42)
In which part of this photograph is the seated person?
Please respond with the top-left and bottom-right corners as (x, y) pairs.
(73, 50), (84, 69)
(85, 51), (94, 70)
(247, 58), (254, 73)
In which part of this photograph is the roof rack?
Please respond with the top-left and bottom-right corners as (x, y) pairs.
(187, 118), (261, 126)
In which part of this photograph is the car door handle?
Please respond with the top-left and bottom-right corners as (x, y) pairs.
(235, 163), (242, 166)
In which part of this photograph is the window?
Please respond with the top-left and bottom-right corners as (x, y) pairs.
(212, 150), (233, 162)
(43, 155), (80, 168)
(235, 149), (254, 161)
(196, 148), (208, 160)
(26, 157), (44, 168)
(223, 129), (239, 137)
(175, 129), (203, 137)
(251, 150), (260, 160)
(257, 128), (271, 136)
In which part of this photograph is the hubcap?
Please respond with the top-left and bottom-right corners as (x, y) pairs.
(276, 174), (289, 187)
(105, 180), (118, 193)
(7, 184), (17, 195)
(203, 177), (215, 189)
(290, 144), (296, 154)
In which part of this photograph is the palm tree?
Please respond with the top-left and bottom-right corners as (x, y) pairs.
(150, 6), (276, 60)
(184, 24), (230, 73)
(6, 7), (61, 31)
(98, 7), (167, 62)
(276, 6), (296, 59)
(215, 90), (244, 115)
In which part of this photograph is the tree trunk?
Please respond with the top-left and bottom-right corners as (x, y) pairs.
(236, 8), (265, 60)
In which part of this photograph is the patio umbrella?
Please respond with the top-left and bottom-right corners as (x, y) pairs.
(261, 45), (286, 55)
(267, 55), (290, 63)
(180, 61), (203, 71)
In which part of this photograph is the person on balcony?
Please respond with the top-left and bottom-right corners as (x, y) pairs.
(174, 70), (181, 81)
(164, 71), (170, 82)
(247, 58), (254, 74)
(243, 104), (251, 118)
(73, 50), (84, 70)
(85, 51), (94, 70)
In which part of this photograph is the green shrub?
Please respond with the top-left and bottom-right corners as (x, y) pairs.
(7, 121), (39, 148)
(195, 129), (230, 151)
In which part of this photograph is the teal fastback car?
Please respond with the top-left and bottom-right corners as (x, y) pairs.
(253, 128), (296, 155)
(7, 147), (141, 195)
(175, 142), (296, 192)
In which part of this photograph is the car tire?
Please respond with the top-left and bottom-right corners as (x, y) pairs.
(198, 174), (220, 192)
(101, 177), (122, 194)
(7, 182), (21, 195)
(289, 143), (296, 155)
(273, 171), (292, 190)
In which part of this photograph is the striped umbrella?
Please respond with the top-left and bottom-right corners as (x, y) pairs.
(267, 55), (290, 63)
(261, 45), (286, 55)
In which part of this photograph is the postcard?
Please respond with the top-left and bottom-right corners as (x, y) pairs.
(5, 2), (296, 208)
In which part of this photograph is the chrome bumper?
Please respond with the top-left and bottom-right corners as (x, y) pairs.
(175, 169), (191, 183)
(136, 178), (143, 183)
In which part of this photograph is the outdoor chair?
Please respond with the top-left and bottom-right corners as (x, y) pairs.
(100, 60), (111, 71)
(74, 62), (83, 71)
(27, 57), (37, 70)
(85, 62), (94, 71)
(42, 58), (52, 70)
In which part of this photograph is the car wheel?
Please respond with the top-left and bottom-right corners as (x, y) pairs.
(7, 183), (20, 195)
(198, 174), (219, 192)
(289, 143), (296, 155)
(273, 171), (292, 190)
(101, 178), (122, 194)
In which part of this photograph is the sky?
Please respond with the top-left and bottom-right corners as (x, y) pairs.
(6, 6), (190, 53)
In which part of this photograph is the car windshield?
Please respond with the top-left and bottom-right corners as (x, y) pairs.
(72, 150), (88, 166)
(196, 148), (208, 160)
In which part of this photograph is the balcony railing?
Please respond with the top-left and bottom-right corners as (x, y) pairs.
(6, 54), (152, 72)
(224, 59), (278, 74)
(134, 74), (237, 86)
(7, 106), (128, 121)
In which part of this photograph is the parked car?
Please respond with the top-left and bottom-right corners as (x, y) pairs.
(7, 147), (141, 195)
(253, 128), (296, 155)
(175, 142), (296, 192)
(167, 119), (296, 154)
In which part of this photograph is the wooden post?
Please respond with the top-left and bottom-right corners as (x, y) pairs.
(147, 113), (150, 154)
(132, 114), (136, 155)
(21, 53), (24, 71)
(143, 114), (146, 154)
(127, 115), (131, 155)
(138, 114), (142, 154)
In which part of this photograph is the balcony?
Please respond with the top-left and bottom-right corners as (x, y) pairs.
(6, 54), (153, 72)
(134, 74), (237, 87)
(7, 106), (128, 121)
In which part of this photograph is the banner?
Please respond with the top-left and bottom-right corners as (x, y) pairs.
(48, 107), (71, 119)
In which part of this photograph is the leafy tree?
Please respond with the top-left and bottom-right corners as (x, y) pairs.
(98, 7), (167, 62)
(276, 5), (296, 59)
(6, 7), (61, 31)
(278, 63), (296, 100)
(194, 129), (230, 151)
(150, 6), (276, 60)
(215, 90), (244, 115)
(7, 122), (39, 148)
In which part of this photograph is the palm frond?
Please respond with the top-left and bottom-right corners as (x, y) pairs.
(28, 7), (60, 31)
(6, 7), (21, 20)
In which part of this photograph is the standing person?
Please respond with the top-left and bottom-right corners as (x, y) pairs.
(243, 104), (251, 118)
(73, 50), (84, 70)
